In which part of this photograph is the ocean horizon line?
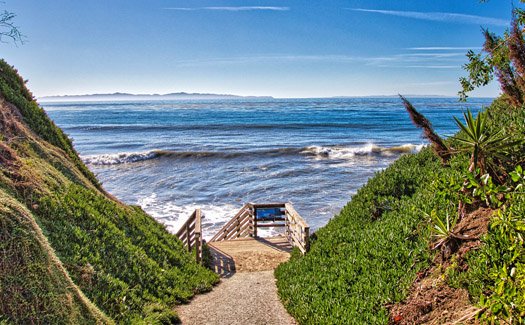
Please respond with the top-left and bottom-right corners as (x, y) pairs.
(38, 92), (495, 103)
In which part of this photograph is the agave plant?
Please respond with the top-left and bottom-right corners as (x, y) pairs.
(430, 210), (457, 250)
(452, 109), (512, 176)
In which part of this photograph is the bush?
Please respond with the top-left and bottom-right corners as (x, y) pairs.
(276, 149), (451, 324)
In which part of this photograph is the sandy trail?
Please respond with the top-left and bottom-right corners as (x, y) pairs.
(177, 271), (295, 325)
(177, 236), (296, 325)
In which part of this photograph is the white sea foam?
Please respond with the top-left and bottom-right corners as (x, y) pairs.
(137, 193), (245, 240)
(303, 143), (425, 160)
(82, 151), (160, 165)
(137, 194), (285, 239)
(81, 143), (426, 166)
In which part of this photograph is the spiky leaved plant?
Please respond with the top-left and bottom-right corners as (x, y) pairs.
(452, 109), (511, 176)
(452, 109), (516, 219)
(430, 210), (457, 250)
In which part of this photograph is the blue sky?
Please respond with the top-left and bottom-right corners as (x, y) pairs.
(2, 0), (512, 98)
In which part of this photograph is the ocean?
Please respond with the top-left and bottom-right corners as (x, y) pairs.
(43, 97), (492, 239)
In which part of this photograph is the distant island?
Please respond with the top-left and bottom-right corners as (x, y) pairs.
(38, 92), (274, 102)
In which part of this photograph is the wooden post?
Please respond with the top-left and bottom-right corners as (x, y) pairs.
(252, 207), (257, 238)
(186, 221), (191, 251)
(195, 232), (201, 262)
(175, 209), (205, 263)
(304, 226), (310, 253)
(284, 211), (290, 241)
(195, 209), (202, 263)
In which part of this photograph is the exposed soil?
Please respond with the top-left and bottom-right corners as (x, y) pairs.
(207, 237), (292, 275)
(389, 207), (494, 325)
(455, 207), (492, 237)
(389, 270), (478, 325)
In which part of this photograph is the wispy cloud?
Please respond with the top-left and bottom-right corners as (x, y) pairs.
(164, 6), (290, 12)
(404, 65), (458, 69)
(349, 8), (508, 27)
(403, 81), (457, 86)
(408, 47), (482, 51)
(170, 52), (463, 69)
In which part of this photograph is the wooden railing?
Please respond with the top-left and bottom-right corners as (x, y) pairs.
(210, 204), (254, 242)
(176, 209), (203, 263)
(210, 203), (310, 254)
(284, 203), (310, 254)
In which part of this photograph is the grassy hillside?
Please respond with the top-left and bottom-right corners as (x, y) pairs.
(275, 98), (525, 324)
(276, 148), (446, 324)
(0, 188), (111, 324)
(0, 60), (219, 323)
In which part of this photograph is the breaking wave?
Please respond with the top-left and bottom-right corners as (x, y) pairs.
(302, 143), (424, 159)
(82, 151), (160, 165)
(82, 143), (425, 166)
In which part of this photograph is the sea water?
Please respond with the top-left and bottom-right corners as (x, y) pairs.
(43, 97), (492, 238)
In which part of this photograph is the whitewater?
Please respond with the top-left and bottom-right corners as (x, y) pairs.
(43, 97), (491, 238)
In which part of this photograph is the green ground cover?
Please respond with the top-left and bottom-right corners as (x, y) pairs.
(0, 60), (219, 323)
(275, 98), (525, 324)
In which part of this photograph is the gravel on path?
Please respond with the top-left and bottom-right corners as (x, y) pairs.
(177, 271), (296, 325)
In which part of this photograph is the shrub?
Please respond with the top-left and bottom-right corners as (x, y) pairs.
(275, 149), (449, 324)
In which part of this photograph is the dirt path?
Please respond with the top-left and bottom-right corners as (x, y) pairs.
(177, 236), (296, 325)
(177, 271), (295, 325)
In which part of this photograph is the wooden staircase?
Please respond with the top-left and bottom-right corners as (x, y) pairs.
(210, 203), (310, 254)
(176, 203), (310, 265)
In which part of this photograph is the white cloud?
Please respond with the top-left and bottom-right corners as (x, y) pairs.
(349, 9), (508, 27)
(403, 81), (457, 86)
(405, 52), (465, 58)
(164, 6), (290, 12)
(169, 52), (464, 69)
(408, 47), (482, 51)
(403, 65), (458, 69)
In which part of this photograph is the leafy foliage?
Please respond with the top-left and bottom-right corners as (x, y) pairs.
(459, 7), (525, 106)
(459, 50), (494, 101)
(276, 149), (445, 324)
(443, 101), (525, 324)
(465, 172), (509, 208)
(454, 186), (525, 323)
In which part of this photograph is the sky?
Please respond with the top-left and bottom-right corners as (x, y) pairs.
(1, 0), (513, 98)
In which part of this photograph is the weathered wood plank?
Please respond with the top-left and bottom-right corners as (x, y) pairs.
(211, 204), (252, 241)
(256, 223), (286, 228)
(175, 209), (204, 263)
